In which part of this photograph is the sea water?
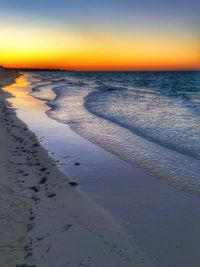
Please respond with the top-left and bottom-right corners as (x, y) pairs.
(29, 71), (200, 195)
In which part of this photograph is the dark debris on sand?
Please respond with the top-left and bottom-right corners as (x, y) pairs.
(69, 181), (78, 186)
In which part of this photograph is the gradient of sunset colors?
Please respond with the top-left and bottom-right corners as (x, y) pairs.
(0, 0), (199, 70)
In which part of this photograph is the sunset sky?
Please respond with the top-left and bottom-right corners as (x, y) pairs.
(0, 0), (199, 70)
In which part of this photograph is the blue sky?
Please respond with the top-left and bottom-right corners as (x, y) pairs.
(1, 0), (199, 28)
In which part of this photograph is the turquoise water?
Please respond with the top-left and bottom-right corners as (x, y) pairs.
(30, 71), (200, 195)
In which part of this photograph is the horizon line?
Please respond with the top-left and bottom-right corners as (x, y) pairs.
(3, 67), (200, 72)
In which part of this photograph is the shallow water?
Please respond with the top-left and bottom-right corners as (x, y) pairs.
(29, 71), (200, 195)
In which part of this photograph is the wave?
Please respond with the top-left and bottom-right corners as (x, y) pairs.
(84, 88), (200, 159)
(27, 71), (200, 196)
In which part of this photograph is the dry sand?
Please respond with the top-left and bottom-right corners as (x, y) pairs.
(0, 71), (155, 267)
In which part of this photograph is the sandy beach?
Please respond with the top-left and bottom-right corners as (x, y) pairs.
(0, 71), (154, 267)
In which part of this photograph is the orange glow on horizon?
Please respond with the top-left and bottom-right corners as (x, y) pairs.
(0, 23), (199, 71)
(5, 62), (200, 71)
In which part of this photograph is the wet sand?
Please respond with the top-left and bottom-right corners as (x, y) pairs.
(0, 72), (153, 266)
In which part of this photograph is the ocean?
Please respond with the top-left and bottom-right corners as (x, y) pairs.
(29, 71), (200, 195)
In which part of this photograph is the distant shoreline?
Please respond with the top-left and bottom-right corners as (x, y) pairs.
(2, 67), (200, 73)
(0, 69), (19, 87)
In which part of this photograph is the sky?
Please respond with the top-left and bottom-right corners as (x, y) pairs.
(0, 0), (199, 70)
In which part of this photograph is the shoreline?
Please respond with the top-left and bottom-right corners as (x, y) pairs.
(0, 72), (153, 266)
(4, 72), (200, 267)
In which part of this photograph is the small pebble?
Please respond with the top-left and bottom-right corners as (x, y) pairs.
(69, 181), (78, 186)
